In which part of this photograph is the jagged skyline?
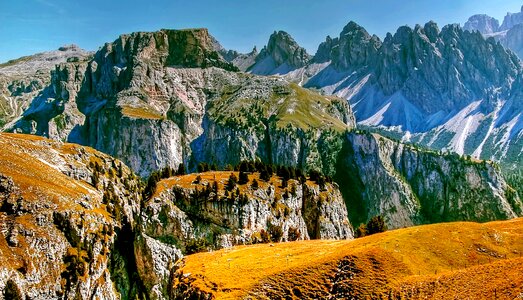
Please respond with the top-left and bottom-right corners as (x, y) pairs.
(1, 0), (522, 63)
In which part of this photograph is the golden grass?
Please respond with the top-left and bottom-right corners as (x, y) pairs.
(121, 105), (164, 120)
(153, 171), (333, 201)
(178, 218), (523, 299)
(0, 133), (93, 209)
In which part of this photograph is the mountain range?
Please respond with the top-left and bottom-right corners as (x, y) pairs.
(230, 20), (523, 170)
(1, 12), (523, 299)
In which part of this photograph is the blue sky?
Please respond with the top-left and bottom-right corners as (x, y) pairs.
(1, 0), (522, 62)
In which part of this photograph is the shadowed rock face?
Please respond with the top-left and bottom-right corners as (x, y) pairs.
(0, 46), (93, 130)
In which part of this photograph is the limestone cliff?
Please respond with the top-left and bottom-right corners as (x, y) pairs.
(137, 172), (352, 299)
(6, 29), (354, 177)
(0, 133), (142, 300)
(337, 132), (522, 228)
(0, 45), (92, 131)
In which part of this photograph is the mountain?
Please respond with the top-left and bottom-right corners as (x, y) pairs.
(173, 218), (523, 299)
(500, 5), (523, 31)
(0, 133), (354, 299)
(248, 30), (312, 75)
(6, 28), (355, 178)
(0, 45), (92, 130)
(464, 6), (523, 60)
(3, 28), (520, 229)
(0, 132), (520, 299)
(0, 133), (143, 299)
(463, 14), (500, 34)
(246, 22), (523, 168)
(1, 25), (523, 299)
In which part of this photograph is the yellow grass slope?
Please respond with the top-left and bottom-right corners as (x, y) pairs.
(176, 218), (523, 299)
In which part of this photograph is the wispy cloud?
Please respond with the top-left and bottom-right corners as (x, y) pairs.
(34, 0), (67, 15)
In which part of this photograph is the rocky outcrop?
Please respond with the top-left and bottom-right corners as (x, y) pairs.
(9, 62), (88, 141)
(500, 6), (523, 31)
(136, 172), (352, 299)
(337, 132), (522, 228)
(315, 21), (381, 71)
(248, 31), (311, 75)
(0, 133), (142, 300)
(0, 46), (92, 130)
(464, 14), (500, 34)
(260, 20), (523, 167)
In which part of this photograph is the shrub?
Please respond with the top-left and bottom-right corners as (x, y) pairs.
(288, 227), (301, 241)
(366, 216), (387, 235)
(194, 175), (202, 184)
(268, 224), (283, 243)
(197, 162), (210, 173)
(355, 223), (367, 238)
(251, 179), (259, 190)
(176, 163), (186, 175)
(226, 173), (238, 191)
(260, 229), (271, 243)
(185, 238), (211, 255)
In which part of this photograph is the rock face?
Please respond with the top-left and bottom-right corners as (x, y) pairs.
(0, 46), (92, 130)
(8, 28), (354, 177)
(0, 133), (142, 300)
(464, 14), (500, 34)
(249, 31), (312, 75)
(339, 132), (522, 228)
(137, 172), (352, 299)
(252, 21), (523, 168)
(315, 22), (381, 71)
(500, 6), (523, 31)
(462, 7), (523, 60)
(0, 133), (355, 300)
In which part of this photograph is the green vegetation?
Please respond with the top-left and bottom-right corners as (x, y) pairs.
(207, 82), (350, 132)
(355, 215), (388, 238)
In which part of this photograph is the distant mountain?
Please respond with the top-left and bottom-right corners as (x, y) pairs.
(463, 14), (500, 34)
(244, 21), (523, 168)
(248, 31), (312, 75)
(0, 45), (92, 130)
(464, 6), (523, 59)
(500, 5), (523, 31)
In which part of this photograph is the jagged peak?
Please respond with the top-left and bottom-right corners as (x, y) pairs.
(340, 21), (368, 35)
(96, 28), (239, 71)
(256, 29), (311, 68)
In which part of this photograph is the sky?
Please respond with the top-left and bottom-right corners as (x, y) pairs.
(1, 0), (522, 63)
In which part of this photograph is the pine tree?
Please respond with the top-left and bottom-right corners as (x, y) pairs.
(226, 173), (237, 191)
(238, 170), (249, 184)
(176, 163), (186, 175)
(251, 179), (259, 190)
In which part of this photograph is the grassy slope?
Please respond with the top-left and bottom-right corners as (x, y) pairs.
(178, 218), (523, 299)
(208, 82), (349, 132)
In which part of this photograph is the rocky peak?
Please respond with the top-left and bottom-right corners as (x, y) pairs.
(375, 21), (520, 117)
(257, 30), (311, 69)
(96, 28), (238, 72)
(314, 21), (382, 71)
(464, 14), (500, 34)
(500, 5), (523, 31)
(423, 21), (440, 41)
